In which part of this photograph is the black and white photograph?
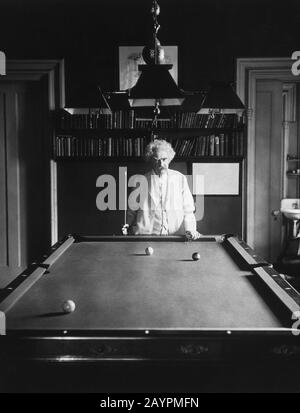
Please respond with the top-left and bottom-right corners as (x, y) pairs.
(0, 0), (300, 395)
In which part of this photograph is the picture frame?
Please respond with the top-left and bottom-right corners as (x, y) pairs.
(192, 163), (240, 195)
(119, 45), (178, 90)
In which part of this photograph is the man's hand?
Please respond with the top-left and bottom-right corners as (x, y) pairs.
(185, 230), (202, 240)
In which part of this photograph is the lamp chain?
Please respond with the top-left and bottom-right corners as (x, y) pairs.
(151, 0), (161, 140)
(151, 0), (160, 65)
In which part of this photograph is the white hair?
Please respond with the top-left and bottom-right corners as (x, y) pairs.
(145, 139), (176, 161)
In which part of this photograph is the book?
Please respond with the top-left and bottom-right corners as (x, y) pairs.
(219, 134), (225, 157)
(209, 135), (215, 156)
(215, 135), (220, 156)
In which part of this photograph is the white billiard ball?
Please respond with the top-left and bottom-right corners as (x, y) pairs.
(145, 247), (154, 256)
(192, 252), (201, 261)
(62, 300), (76, 313)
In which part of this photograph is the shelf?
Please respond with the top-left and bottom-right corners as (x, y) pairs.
(152, 128), (244, 135)
(56, 129), (148, 136)
(54, 156), (244, 162)
(57, 111), (244, 132)
(55, 127), (244, 136)
(54, 156), (144, 162)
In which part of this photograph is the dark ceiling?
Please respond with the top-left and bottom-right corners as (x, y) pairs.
(1, 0), (299, 105)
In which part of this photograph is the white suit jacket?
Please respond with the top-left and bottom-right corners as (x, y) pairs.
(127, 169), (197, 235)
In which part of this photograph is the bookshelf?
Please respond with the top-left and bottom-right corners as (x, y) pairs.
(53, 110), (245, 160)
(58, 110), (244, 130)
(54, 109), (246, 239)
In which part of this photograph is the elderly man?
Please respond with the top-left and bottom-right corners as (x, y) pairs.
(124, 139), (201, 240)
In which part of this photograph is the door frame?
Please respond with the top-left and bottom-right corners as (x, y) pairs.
(1, 60), (65, 251)
(236, 57), (297, 248)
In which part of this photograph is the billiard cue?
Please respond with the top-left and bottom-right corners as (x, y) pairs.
(124, 167), (127, 227)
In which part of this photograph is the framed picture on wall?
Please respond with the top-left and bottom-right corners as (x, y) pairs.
(119, 46), (178, 90)
(192, 163), (240, 195)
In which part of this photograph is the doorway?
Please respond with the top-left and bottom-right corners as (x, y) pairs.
(0, 60), (63, 286)
(236, 58), (299, 263)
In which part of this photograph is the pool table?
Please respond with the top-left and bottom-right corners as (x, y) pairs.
(0, 234), (300, 363)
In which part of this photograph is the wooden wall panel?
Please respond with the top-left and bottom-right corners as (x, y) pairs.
(57, 161), (242, 238)
(254, 80), (283, 262)
(0, 81), (50, 286)
(0, 92), (8, 269)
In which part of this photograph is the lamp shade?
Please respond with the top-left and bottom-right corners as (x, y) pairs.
(199, 81), (245, 114)
(104, 91), (131, 110)
(63, 87), (113, 115)
(180, 91), (206, 112)
(98, 86), (112, 114)
(128, 64), (184, 107)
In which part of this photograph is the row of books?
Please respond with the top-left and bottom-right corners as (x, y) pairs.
(58, 111), (244, 130)
(54, 133), (244, 158)
(54, 135), (147, 158)
(59, 111), (135, 130)
(167, 132), (244, 157)
(172, 112), (243, 129)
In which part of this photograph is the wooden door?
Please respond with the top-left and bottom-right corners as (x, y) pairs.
(254, 80), (283, 262)
(0, 81), (50, 286)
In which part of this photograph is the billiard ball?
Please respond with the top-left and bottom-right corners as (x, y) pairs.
(145, 247), (154, 256)
(192, 252), (201, 261)
(62, 300), (76, 313)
